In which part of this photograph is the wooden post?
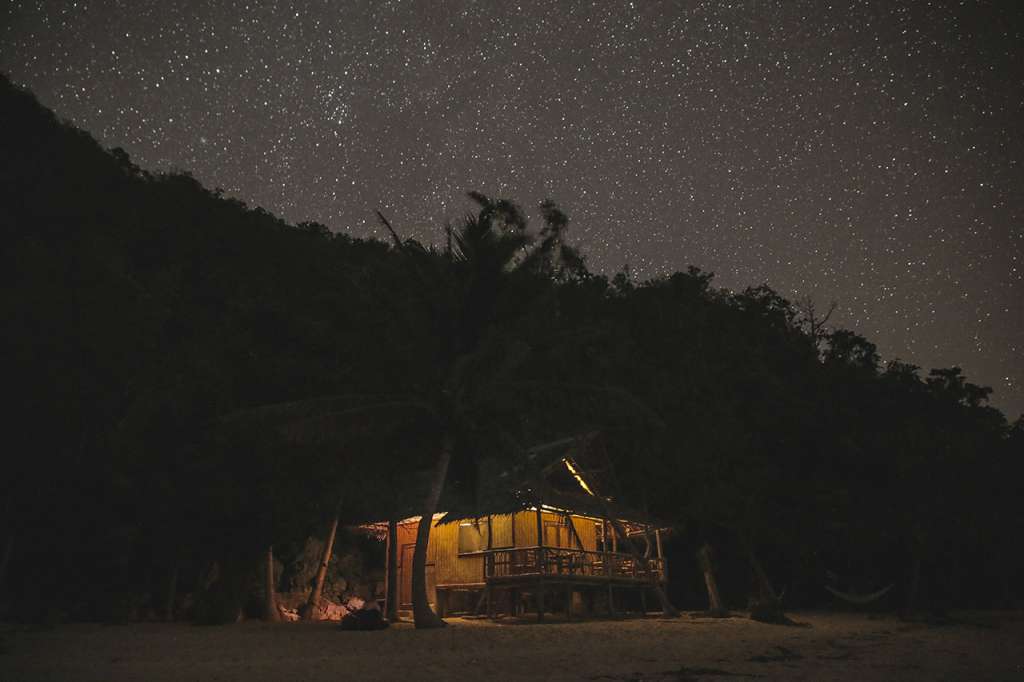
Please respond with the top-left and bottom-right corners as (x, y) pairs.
(584, 588), (595, 616)
(655, 529), (667, 583)
(599, 517), (607, 605)
(563, 513), (585, 550)
(484, 514), (493, 617)
(482, 549), (490, 617)
(536, 582), (545, 622)
(472, 587), (488, 616)
(536, 506), (545, 622)
(535, 506), (545, 574)
(535, 507), (544, 548)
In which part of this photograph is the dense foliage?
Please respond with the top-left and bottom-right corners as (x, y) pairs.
(1, 74), (1019, 622)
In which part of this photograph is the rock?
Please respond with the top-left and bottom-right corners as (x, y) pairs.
(319, 600), (348, 621)
(278, 604), (300, 622)
(339, 606), (388, 631)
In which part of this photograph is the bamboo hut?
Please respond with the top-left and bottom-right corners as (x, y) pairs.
(366, 434), (670, 620)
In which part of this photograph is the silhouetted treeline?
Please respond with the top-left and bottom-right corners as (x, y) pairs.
(0, 74), (1019, 623)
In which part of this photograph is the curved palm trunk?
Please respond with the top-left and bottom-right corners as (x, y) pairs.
(0, 533), (14, 593)
(412, 435), (453, 628)
(0, 497), (12, 593)
(264, 545), (281, 622)
(748, 546), (777, 601)
(904, 554), (923, 616)
(385, 518), (399, 622)
(697, 544), (726, 616)
(164, 562), (179, 622)
(302, 508), (341, 620)
(742, 538), (789, 624)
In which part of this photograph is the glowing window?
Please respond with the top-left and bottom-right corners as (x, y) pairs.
(458, 522), (488, 554)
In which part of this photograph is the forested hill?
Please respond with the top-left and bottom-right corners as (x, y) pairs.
(1, 73), (404, 619)
(1, 72), (392, 412)
(1, 73), (1020, 623)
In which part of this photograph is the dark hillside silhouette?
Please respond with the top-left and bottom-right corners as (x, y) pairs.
(0, 73), (1020, 625)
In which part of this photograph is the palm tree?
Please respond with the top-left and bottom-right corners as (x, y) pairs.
(378, 193), (584, 628)
(220, 193), (584, 628)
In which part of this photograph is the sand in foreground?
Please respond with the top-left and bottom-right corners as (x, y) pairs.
(3, 611), (1022, 681)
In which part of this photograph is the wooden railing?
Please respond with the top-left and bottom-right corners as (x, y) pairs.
(482, 546), (665, 582)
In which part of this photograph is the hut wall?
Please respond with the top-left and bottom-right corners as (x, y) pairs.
(502, 511), (602, 549)
(490, 514), (514, 548)
(515, 511), (538, 546)
(569, 515), (600, 551)
(395, 511), (607, 601)
(432, 520), (485, 587)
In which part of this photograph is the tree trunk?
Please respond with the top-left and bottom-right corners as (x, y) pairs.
(412, 435), (453, 629)
(905, 554), (922, 616)
(264, 545), (281, 622)
(748, 546), (777, 601)
(999, 549), (1013, 609)
(608, 518), (679, 617)
(385, 518), (399, 622)
(302, 510), (340, 620)
(0, 533), (14, 592)
(697, 544), (726, 616)
(164, 562), (179, 622)
(743, 540), (787, 624)
(202, 560), (220, 591)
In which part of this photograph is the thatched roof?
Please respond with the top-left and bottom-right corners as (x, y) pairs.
(436, 489), (654, 527)
(356, 432), (669, 532)
(436, 432), (666, 528)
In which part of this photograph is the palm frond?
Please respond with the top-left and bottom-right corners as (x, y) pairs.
(497, 380), (666, 428)
(276, 400), (433, 444)
(220, 394), (432, 427)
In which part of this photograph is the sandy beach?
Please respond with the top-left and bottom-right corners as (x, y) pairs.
(3, 611), (1021, 681)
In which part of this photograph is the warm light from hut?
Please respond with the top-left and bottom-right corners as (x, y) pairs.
(563, 458), (596, 496)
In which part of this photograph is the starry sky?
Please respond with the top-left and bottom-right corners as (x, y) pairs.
(2, 1), (1022, 418)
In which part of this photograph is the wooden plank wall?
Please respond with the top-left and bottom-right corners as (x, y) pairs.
(568, 513), (599, 551)
(398, 511), (606, 600)
(431, 521), (484, 587)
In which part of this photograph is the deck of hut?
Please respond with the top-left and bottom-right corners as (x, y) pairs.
(442, 545), (667, 620)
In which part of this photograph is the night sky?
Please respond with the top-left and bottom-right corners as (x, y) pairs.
(2, 1), (1021, 418)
